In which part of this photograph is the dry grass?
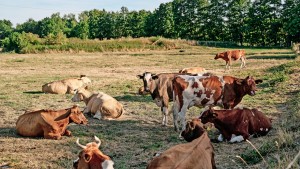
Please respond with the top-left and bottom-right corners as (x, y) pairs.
(0, 46), (298, 169)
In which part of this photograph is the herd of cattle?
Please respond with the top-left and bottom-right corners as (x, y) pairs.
(14, 49), (273, 169)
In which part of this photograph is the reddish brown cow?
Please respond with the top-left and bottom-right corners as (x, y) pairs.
(73, 136), (114, 169)
(173, 74), (263, 132)
(215, 49), (246, 70)
(147, 127), (216, 169)
(16, 105), (87, 140)
(200, 107), (272, 143)
(181, 118), (206, 142)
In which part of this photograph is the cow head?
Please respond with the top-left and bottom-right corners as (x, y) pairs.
(74, 136), (114, 169)
(72, 88), (85, 102)
(80, 76), (92, 85)
(69, 105), (88, 125)
(199, 107), (218, 124)
(181, 118), (205, 142)
(137, 72), (156, 92)
(236, 76), (263, 96)
(214, 52), (224, 60)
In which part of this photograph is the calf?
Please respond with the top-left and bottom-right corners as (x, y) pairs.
(147, 126), (216, 169)
(215, 49), (246, 70)
(73, 136), (114, 169)
(72, 88), (124, 120)
(173, 74), (263, 132)
(200, 107), (272, 143)
(16, 105), (87, 140)
(42, 75), (91, 94)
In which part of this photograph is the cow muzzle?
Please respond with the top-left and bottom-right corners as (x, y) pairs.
(250, 90), (256, 96)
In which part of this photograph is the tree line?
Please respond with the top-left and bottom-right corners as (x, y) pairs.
(0, 0), (299, 50)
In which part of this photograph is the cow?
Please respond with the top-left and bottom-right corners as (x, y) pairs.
(215, 49), (246, 70)
(200, 107), (272, 143)
(137, 72), (182, 126)
(137, 86), (149, 95)
(173, 74), (263, 132)
(73, 136), (114, 169)
(146, 125), (216, 169)
(16, 105), (87, 140)
(181, 118), (205, 142)
(179, 67), (206, 74)
(71, 87), (124, 120)
(42, 75), (91, 94)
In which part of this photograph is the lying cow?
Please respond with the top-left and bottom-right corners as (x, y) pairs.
(215, 49), (246, 70)
(73, 136), (114, 169)
(42, 75), (91, 94)
(181, 118), (206, 142)
(200, 107), (272, 143)
(137, 72), (181, 126)
(179, 67), (206, 74)
(71, 87), (124, 120)
(147, 123), (216, 169)
(173, 74), (263, 132)
(16, 105), (87, 140)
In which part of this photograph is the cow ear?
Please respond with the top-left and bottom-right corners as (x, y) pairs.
(236, 79), (243, 85)
(84, 153), (92, 162)
(152, 75), (159, 80)
(255, 79), (263, 84)
(137, 75), (143, 79)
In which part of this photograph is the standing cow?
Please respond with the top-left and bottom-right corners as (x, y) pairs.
(215, 49), (246, 70)
(16, 105), (87, 140)
(173, 74), (263, 132)
(137, 72), (181, 126)
(200, 107), (272, 143)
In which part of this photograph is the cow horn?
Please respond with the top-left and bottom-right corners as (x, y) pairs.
(94, 136), (101, 148)
(76, 138), (87, 149)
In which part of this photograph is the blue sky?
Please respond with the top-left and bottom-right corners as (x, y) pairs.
(0, 0), (172, 27)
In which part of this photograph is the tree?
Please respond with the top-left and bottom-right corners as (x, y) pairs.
(15, 18), (38, 35)
(0, 19), (13, 40)
(282, 0), (300, 45)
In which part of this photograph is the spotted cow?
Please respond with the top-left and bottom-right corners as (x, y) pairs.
(173, 74), (263, 132)
(200, 107), (272, 143)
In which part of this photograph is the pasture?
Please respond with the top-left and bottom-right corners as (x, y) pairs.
(0, 45), (299, 169)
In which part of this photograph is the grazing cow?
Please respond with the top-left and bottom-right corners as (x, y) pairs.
(42, 75), (91, 94)
(173, 74), (263, 132)
(179, 67), (206, 74)
(73, 136), (114, 169)
(137, 72), (182, 126)
(146, 128), (216, 169)
(16, 105), (87, 140)
(215, 49), (246, 70)
(71, 88), (124, 120)
(200, 107), (272, 143)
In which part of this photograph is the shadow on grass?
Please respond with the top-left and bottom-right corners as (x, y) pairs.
(23, 91), (44, 94)
(115, 94), (153, 103)
(0, 127), (19, 138)
(247, 55), (296, 60)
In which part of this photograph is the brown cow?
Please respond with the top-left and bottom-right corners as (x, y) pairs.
(181, 118), (206, 142)
(42, 75), (91, 94)
(179, 67), (206, 74)
(147, 126), (216, 169)
(71, 88), (124, 120)
(173, 74), (263, 132)
(137, 72), (181, 126)
(215, 49), (246, 70)
(16, 105), (87, 140)
(200, 107), (272, 143)
(73, 136), (114, 169)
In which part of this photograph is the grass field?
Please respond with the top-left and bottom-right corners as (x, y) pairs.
(0, 45), (299, 169)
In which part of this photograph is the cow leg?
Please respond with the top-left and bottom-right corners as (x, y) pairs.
(162, 107), (168, 126)
(93, 110), (102, 120)
(172, 100), (180, 132)
(229, 134), (244, 143)
(240, 57), (246, 68)
(63, 130), (72, 137)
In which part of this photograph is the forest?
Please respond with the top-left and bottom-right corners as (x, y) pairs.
(0, 0), (300, 53)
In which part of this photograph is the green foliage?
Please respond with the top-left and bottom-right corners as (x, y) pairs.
(2, 32), (41, 53)
(44, 32), (67, 45)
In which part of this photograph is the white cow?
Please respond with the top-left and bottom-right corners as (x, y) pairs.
(71, 88), (124, 120)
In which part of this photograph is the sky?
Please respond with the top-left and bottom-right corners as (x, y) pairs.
(0, 0), (172, 27)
